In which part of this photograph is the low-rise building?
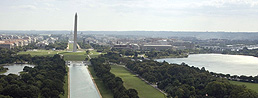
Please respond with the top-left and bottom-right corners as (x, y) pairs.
(141, 45), (172, 51)
(113, 44), (140, 50)
(0, 43), (15, 49)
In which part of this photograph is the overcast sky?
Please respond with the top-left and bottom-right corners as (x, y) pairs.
(0, 0), (258, 31)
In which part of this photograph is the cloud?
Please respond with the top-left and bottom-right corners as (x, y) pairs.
(91, 0), (258, 17)
(12, 5), (37, 10)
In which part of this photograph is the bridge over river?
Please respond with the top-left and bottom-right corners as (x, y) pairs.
(68, 61), (101, 98)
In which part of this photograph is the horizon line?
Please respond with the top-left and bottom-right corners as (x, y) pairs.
(0, 30), (258, 33)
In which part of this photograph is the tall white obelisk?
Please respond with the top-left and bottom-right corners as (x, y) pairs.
(73, 13), (77, 52)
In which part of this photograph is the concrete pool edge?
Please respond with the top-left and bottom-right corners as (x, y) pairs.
(68, 66), (70, 98)
(87, 66), (102, 98)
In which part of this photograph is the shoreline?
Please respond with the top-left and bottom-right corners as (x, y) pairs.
(87, 66), (102, 98)
(156, 53), (258, 60)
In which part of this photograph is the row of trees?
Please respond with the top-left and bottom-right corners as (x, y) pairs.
(0, 54), (67, 98)
(0, 48), (34, 64)
(211, 72), (258, 83)
(77, 42), (92, 49)
(0, 41), (68, 64)
(45, 42), (68, 50)
(90, 57), (139, 98)
(103, 52), (258, 98)
(0, 66), (8, 73)
(90, 43), (110, 53)
(222, 48), (258, 57)
(144, 49), (189, 59)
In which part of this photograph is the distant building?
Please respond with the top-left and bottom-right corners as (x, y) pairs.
(113, 44), (140, 50)
(0, 43), (14, 49)
(172, 41), (195, 49)
(36, 42), (49, 48)
(0, 39), (31, 49)
(141, 45), (172, 51)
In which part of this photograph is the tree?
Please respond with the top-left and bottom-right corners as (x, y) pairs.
(86, 50), (90, 55)
(205, 81), (228, 98)
(126, 89), (139, 98)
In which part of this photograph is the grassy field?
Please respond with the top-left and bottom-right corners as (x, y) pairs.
(18, 50), (59, 56)
(63, 55), (87, 61)
(230, 81), (258, 92)
(68, 43), (73, 51)
(88, 51), (102, 58)
(60, 66), (69, 98)
(110, 65), (166, 98)
(88, 66), (113, 98)
(18, 50), (94, 61)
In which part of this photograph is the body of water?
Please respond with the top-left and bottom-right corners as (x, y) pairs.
(156, 54), (258, 76)
(2, 64), (34, 75)
(69, 62), (101, 98)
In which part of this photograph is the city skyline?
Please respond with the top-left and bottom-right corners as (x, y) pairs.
(1, 0), (258, 32)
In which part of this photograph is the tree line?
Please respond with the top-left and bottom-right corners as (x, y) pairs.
(0, 48), (33, 64)
(77, 42), (92, 49)
(90, 43), (110, 53)
(222, 47), (258, 57)
(211, 72), (258, 83)
(0, 54), (67, 98)
(45, 42), (68, 50)
(102, 52), (258, 98)
(0, 66), (8, 73)
(90, 56), (139, 98)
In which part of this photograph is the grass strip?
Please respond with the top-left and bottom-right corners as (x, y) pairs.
(110, 65), (166, 98)
(230, 80), (258, 93)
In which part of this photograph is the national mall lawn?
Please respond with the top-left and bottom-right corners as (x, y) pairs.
(110, 65), (166, 98)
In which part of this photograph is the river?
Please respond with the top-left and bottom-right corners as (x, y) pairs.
(69, 61), (101, 98)
(1, 64), (34, 75)
(156, 54), (258, 76)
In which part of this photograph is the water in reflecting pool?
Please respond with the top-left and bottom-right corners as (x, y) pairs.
(69, 62), (101, 98)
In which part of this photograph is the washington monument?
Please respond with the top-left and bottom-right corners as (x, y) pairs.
(73, 13), (77, 52)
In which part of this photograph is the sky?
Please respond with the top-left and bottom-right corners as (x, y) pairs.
(0, 0), (258, 32)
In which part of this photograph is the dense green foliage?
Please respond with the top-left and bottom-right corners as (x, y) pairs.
(88, 66), (114, 98)
(103, 52), (258, 98)
(45, 42), (68, 50)
(0, 48), (32, 64)
(144, 49), (188, 59)
(0, 66), (8, 73)
(211, 72), (258, 84)
(77, 42), (92, 49)
(0, 54), (67, 98)
(222, 48), (258, 57)
(90, 57), (139, 98)
(90, 43), (110, 52)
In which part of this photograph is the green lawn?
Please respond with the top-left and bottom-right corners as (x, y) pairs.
(110, 65), (166, 98)
(91, 51), (101, 55)
(63, 55), (87, 61)
(18, 50), (89, 61)
(60, 66), (69, 98)
(230, 81), (258, 92)
(18, 50), (59, 56)
(68, 43), (73, 51)
(88, 66), (113, 98)
(18, 49), (102, 61)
